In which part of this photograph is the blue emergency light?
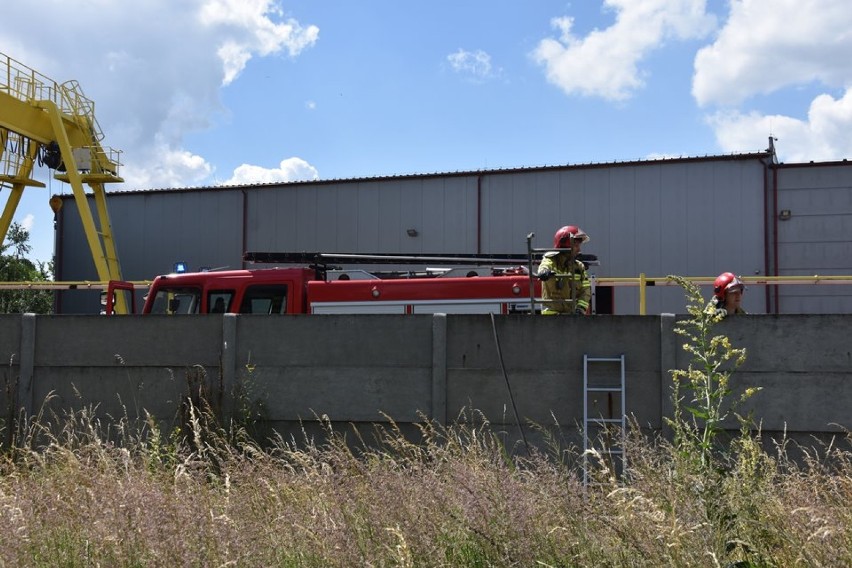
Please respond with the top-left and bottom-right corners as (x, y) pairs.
(174, 261), (188, 273)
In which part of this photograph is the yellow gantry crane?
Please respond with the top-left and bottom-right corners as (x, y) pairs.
(0, 51), (129, 313)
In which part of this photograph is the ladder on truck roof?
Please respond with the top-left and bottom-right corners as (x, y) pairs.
(245, 251), (540, 283)
(245, 251), (537, 266)
(244, 251), (598, 267)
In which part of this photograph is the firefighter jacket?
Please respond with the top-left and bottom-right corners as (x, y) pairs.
(537, 252), (591, 315)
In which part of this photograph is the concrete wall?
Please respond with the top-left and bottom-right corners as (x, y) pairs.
(1, 314), (849, 453)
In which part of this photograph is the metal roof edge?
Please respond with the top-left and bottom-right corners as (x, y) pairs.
(94, 150), (780, 197)
(774, 158), (852, 169)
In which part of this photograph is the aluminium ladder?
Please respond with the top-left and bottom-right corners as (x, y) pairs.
(583, 354), (626, 486)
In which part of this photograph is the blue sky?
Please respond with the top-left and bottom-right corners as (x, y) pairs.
(3, 0), (852, 265)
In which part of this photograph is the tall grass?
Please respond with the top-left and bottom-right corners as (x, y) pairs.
(0, 401), (849, 567)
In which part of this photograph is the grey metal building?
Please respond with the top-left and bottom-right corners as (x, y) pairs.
(53, 148), (852, 314)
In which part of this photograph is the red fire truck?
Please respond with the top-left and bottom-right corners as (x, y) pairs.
(128, 252), (573, 316)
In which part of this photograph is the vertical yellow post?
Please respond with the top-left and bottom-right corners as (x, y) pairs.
(639, 273), (647, 315)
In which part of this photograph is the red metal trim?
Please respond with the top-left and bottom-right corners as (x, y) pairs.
(762, 164), (771, 313)
(772, 165), (780, 313)
(476, 174), (482, 254)
(241, 190), (248, 269)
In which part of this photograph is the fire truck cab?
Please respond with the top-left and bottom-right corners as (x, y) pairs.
(142, 268), (314, 315)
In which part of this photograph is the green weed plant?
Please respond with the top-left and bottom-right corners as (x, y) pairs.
(666, 274), (758, 471)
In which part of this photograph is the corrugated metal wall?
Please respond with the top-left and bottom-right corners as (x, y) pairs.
(55, 155), (852, 315)
(246, 176), (480, 254)
(775, 162), (852, 313)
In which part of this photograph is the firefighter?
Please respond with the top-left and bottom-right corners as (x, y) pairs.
(711, 272), (746, 317)
(536, 225), (591, 315)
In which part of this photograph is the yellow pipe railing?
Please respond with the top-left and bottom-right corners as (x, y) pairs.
(3, 275), (852, 314)
(595, 274), (852, 314)
(0, 281), (151, 290)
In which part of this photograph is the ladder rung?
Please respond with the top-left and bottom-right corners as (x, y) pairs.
(587, 386), (622, 392)
(585, 357), (623, 362)
(588, 418), (624, 424)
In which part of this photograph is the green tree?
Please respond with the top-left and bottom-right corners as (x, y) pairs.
(0, 223), (54, 314)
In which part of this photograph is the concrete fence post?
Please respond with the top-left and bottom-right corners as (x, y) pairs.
(659, 313), (677, 440)
(221, 314), (238, 423)
(431, 313), (447, 425)
(18, 313), (37, 419)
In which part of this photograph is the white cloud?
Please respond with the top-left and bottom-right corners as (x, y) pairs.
(200, 0), (319, 85)
(447, 49), (496, 81)
(1, 0), (318, 190)
(223, 157), (319, 185)
(695, 0), (852, 162)
(708, 88), (852, 161)
(121, 143), (214, 189)
(693, 0), (852, 107)
(20, 214), (35, 232)
(532, 0), (715, 100)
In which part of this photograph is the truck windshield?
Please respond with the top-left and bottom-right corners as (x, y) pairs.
(149, 287), (201, 314)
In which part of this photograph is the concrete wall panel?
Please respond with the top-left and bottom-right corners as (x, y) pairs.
(235, 315), (432, 367)
(718, 315), (852, 372)
(261, 366), (431, 422)
(2, 314), (850, 448)
(33, 315), (222, 367)
(732, 372), (850, 432)
(0, 315), (22, 360)
(30, 365), (186, 423)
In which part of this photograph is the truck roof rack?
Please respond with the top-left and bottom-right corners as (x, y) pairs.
(243, 251), (598, 266)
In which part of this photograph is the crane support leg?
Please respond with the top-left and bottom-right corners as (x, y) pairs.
(91, 182), (121, 279)
(39, 101), (128, 314)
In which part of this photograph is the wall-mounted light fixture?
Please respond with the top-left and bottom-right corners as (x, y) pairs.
(778, 209), (792, 221)
(406, 228), (419, 237)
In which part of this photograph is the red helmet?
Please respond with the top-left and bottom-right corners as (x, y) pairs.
(553, 225), (589, 248)
(713, 272), (744, 301)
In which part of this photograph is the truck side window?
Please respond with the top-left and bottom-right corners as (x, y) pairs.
(239, 285), (288, 314)
(208, 291), (234, 313)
